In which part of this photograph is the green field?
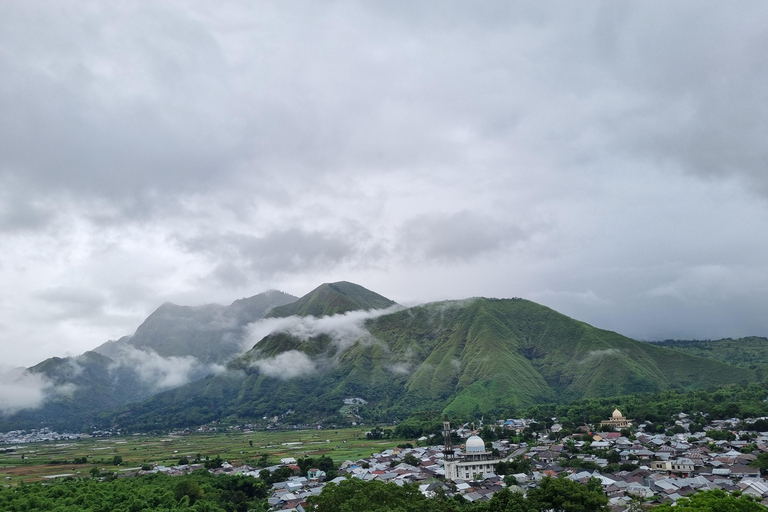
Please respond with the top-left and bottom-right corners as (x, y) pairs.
(0, 428), (405, 484)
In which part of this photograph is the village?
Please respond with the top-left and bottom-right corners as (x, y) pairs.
(122, 408), (768, 511)
(0, 428), (86, 446)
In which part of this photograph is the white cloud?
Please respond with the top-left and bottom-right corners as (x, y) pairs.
(108, 346), (225, 390)
(243, 306), (402, 353)
(251, 351), (317, 380)
(580, 349), (622, 364)
(0, 366), (55, 414)
(242, 307), (403, 379)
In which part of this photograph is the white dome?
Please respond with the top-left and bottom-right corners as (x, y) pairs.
(465, 435), (486, 453)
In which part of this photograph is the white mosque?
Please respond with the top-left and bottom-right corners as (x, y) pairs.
(443, 431), (505, 481)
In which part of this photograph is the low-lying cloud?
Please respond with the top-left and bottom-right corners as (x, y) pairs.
(251, 351), (317, 380)
(243, 306), (403, 378)
(109, 346), (225, 390)
(580, 348), (622, 364)
(244, 306), (402, 353)
(0, 366), (62, 415)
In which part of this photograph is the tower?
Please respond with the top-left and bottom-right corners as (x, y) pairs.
(443, 419), (455, 460)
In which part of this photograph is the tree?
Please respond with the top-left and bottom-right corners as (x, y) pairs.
(526, 476), (609, 512)
(306, 479), (429, 512)
(752, 452), (768, 475)
(112, 455), (123, 465)
(503, 474), (518, 487)
(204, 455), (223, 469)
(174, 479), (204, 505)
(483, 487), (533, 512)
(178, 456), (190, 466)
(653, 489), (767, 511)
(403, 453), (420, 467)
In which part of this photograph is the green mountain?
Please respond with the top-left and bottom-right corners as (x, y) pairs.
(0, 351), (152, 431)
(653, 337), (768, 379)
(0, 289), (298, 431)
(95, 289), (298, 365)
(266, 281), (396, 318)
(115, 295), (752, 430)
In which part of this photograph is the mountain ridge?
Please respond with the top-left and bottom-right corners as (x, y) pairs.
(113, 295), (753, 430)
(1, 282), (759, 432)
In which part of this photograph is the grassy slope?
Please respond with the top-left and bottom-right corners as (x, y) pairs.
(653, 337), (768, 380)
(116, 297), (755, 429)
(239, 298), (753, 420)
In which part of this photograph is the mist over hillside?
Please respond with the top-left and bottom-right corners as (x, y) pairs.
(0, 281), (759, 432)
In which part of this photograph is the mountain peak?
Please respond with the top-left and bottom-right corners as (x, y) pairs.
(267, 281), (396, 318)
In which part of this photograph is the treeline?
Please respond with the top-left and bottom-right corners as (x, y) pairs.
(3, 467), (765, 511)
(305, 477), (767, 512)
(0, 470), (269, 512)
(524, 382), (768, 427)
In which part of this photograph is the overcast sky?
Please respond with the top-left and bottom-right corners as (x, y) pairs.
(2, 1), (768, 368)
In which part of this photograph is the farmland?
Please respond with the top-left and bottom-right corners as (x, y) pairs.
(0, 427), (404, 484)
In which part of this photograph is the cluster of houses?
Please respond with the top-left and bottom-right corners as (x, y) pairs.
(260, 412), (768, 510)
(111, 410), (768, 511)
(0, 428), (85, 445)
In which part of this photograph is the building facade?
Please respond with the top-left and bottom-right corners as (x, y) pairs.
(443, 435), (504, 480)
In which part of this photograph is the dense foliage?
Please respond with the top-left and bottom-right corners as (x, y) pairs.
(523, 382), (768, 426)
(306, 477), (611, 512)
(0, 471), (268, 512)
(653, 489), (767, 511)
(655, 337), (768, 379)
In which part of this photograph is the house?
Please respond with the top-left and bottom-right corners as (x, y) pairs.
(307, 468), (326, 481)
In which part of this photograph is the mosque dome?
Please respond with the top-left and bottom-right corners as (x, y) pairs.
(465, 435), (486, 453)
(612, 408), (624, 419)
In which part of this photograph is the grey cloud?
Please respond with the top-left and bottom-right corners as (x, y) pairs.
(181, 228), (361, 282)
(2, 1), (768, 369)
(34, 286), (107, 320)
(0, 2), (240, 200)
(589, 3), (768, 193)
(399, 211), (527, 262)
(0, 188), (57, 233)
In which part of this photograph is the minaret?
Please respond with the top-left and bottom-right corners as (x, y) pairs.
(443, 419), (455, 460)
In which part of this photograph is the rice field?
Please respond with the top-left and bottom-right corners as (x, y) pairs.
(0, 427), (406, 484)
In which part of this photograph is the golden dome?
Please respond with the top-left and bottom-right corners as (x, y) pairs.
(612, 408), (623, 419)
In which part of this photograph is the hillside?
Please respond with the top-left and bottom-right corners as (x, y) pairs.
(115, 296), (751, 430)
(653, 337), (768, 379)
(266, 281), (396, 318)
(0, 289), (298, 431)
(0, 351), (153, 430)
(95, 289), (297, 365)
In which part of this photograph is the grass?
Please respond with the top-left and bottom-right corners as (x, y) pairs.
(0, 427), (406, 485)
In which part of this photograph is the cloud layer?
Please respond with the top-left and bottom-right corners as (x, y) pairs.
(244, 307), (402, 377)
(2, 2), (768, 367)
(0, 366), (74, 415)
